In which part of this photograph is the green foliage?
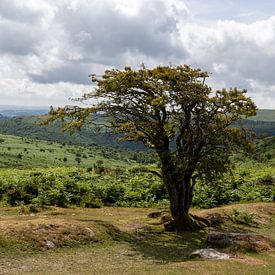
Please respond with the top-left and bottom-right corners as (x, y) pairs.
(186, 136), (275, 209)
(75, 157), (81, 164)
(80, 193), (103, 208)
(192, 162), (275, 208)
(48, 66), (257, 179)
(231, 208), (255, 225)
(0, 167), (168, 208)
(0, 158), (273, 209)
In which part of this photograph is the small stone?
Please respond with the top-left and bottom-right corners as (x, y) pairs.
(191, 248), (231, 260)
(46, 240), (55, 249)
(85, 227), (96, 238)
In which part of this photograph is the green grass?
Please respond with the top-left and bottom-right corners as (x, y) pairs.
(0, 203), (274, 274)
(0, 133), (132, 169)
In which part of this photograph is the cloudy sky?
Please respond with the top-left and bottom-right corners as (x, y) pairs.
(0, 0), (275, 108)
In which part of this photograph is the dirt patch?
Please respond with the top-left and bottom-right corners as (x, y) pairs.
(234, 255), (267, 265)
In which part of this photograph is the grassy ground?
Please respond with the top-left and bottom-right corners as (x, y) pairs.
(0, 203), (274, 274)
(0, 133), (131, 169)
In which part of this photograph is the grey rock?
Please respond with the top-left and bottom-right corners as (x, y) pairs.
(86, 227), (96, 238)
(191, 248), (231, 259)
(46, 240), (55, 249)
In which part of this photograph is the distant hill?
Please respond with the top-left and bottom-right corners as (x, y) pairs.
(0, 105), (49, 117)
(241, 119), (275, 136)
(1, 106), (274, 120)
(0, 133), (125, 169)
(249, 109), (275, 122)
(0, 132), (156, 169)
(0, 107), (274, 150)
(0, 114), (145, 150)
(241, 110), (275, 136)
(0, 105), (144, 149)
(0, 115), (114, 146)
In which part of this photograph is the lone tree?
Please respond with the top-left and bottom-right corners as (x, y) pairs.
(49, 65), (256, 231)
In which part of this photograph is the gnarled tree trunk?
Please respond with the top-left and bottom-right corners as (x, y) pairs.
(164, 173), (194, 232)
(158, 148), (195, 232)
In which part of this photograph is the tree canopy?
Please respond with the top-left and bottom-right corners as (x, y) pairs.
(49, 65), (257, 231)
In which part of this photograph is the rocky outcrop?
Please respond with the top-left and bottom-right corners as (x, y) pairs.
(206, 232), (275, 252)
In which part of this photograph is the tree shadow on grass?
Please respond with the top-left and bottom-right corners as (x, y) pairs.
(85, 219), (206, 263)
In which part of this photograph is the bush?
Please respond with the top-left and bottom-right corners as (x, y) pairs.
(231, 208), (255, 225)
(0, 164), (273, 209)
(80, 193), (103, 208)
(104, 185), (125, 205)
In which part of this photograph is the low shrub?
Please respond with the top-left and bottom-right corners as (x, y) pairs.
(231, 208), (255, 225)
(0, 165), (273, 209)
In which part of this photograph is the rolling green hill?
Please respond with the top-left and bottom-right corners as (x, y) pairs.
(0, 133), (155, 169)
(0, 115), (146, 150)
(241, 119), (275, 136)
(249, 109), (275, 121)
(0, 115), (116, 147)
(0, 110), (274, 151)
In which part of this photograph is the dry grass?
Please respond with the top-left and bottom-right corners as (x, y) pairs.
(0, 202), (274, 274)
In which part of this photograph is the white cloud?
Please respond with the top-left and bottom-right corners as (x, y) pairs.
(0, 0), (274, 108)
(179, 17), (275, 107)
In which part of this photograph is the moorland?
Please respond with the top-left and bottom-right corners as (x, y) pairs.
(0, 107), (274, 274)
